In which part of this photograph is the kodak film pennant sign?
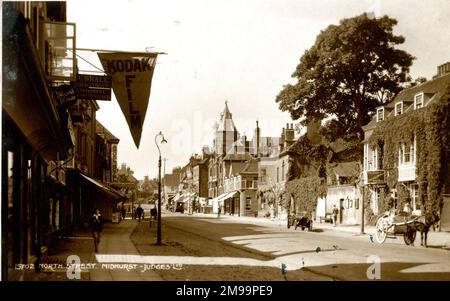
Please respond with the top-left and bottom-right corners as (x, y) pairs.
(97, 52), (158, 148)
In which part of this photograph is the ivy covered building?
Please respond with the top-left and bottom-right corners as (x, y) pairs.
(362, 62), (450, 229)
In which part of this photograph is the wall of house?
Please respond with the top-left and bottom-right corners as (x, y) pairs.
(325, 185), (362, 225)
(198, 164), (209, 198)
(239, 190), (258, 217)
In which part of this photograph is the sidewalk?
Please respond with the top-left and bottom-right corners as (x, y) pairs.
(89, 219), (163, 280)
(21, 219), (162, 281)
(186, 212), (450, 248)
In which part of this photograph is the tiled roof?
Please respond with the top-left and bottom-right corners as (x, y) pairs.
(239, 158), (258, 174)
(330, 162), (360, 178)
(365, 73), (450, 128)
(388, 73), (450, 108)
(223, 153), (251, 161)
(96, 120), (120, 142)
(164, 173), (180, 187)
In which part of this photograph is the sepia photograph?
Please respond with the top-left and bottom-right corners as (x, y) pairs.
(1, 0), (450, 288)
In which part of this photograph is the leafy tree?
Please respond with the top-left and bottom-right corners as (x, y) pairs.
(276, 13), (414, 140)
(407, 76), (427, 88)
(172, 166), (182, 174)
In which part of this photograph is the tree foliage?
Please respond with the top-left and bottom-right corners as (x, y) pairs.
(276, 13), (414, 140)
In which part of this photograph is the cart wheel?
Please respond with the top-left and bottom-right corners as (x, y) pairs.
(404, 227), (416, 246)
(375, 217), (388, 244)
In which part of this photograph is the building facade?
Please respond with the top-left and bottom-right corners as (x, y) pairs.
(2, 1), (77, 280)
(362, 63), (450, 228)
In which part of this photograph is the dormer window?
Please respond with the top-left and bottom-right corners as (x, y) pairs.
(376, 108), (384, 122)
(395, 102), (403, 116)
(414, 93), (424, 109)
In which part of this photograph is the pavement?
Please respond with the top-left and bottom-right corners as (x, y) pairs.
(22, 219), (162, 281)
(186, 212), (450, 248)
(89, 219), (162, 280)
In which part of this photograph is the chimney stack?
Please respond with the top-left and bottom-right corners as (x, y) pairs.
(255, 120), (260, 157)
(284, 123), (295, 147)
(436, 62), (450, 78)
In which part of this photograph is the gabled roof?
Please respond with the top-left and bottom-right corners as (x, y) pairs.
(388, 74), (450, 108)
(164, 173), (180, 187)
(223, 153), (251, 161)
(227, 162), (248, 177)
(96, 120), (120, 143)
(364, 73), (450, 129)
(239, 158), (258, 174)
(330, 162), (360, 178)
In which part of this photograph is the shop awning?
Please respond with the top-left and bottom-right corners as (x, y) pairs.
(224, 191), (239, 199)
(79, 173), (125, 201)
(2, 8), (70, 161)
(172, 192), (183, 203)
(211, 192), (230, 205)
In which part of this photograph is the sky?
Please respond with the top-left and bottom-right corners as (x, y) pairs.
(66, 0), (450, 180)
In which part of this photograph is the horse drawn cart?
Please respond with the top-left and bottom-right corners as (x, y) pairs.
(375, 212), (420, 245)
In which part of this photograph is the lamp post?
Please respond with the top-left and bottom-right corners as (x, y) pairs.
(155, 131), (167, 245)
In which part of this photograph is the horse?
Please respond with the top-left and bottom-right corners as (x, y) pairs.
(408, 211), (440, 247)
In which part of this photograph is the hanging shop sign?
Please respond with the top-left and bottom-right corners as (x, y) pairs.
(74, 74), (112, 100)
(53, 84), (76, 107)
(97, 52), (158, 148)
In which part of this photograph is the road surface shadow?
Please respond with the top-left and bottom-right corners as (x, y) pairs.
(275, 248), (347, 257)
(304, 261), (450, 280)
(309, 229), (324, 233)
(425, 245), (450, 251)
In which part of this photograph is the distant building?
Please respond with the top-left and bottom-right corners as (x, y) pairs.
(94, 121), (120, 184)
(256, 124), (296, 218)
(223, 158), (259, 216)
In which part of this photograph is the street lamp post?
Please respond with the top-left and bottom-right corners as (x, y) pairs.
(155, 131), (167, 245)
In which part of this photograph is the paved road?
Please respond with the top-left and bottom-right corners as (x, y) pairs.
(160, 213), (450, 280)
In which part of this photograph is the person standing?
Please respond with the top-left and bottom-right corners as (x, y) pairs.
(91, 209), (105, 253)
(121, 205), (126, 220)
(217, 202), (221, 218)
(136, 205), (144, 222)
(332, 205), (339, 227)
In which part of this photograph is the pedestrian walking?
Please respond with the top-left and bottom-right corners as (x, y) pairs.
(332, 205), (339, 227)
(90, 209), (105, 253)
(136, 204), (144, 222)
(217, 203), (221, 218)
(121, 205), (126, 220)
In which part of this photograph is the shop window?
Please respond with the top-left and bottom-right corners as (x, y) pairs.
(246, 197), (252, 210)
(7, 151), (14, 270)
